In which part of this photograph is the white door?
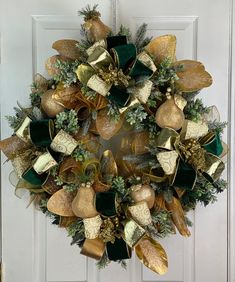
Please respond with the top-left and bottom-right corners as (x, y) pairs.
(0, 1), (234, 282)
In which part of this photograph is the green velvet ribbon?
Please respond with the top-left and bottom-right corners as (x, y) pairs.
(172, 160), (197, 190)
(95, 191), (117, 217)
(29, 119), (54, 148)
(106, 36), (127, 51)
(22, 167), (47, 187)
(106, 36), (154, 107)
(106, 238), (132, 261)
(203, 133), (223, 156)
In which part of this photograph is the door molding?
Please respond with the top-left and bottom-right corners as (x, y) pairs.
(228, 0), (235, 281)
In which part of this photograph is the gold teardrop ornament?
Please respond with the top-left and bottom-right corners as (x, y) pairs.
(47, 189), (76, 217)
(173, 60), (213, 92)
(52, 39), (80, 60)
(135, 236), (168, 275)
(130, 184), (155, 209)
(165, 197), (191, 237)
(155, 95), (185, 130)
(145, 35), (176, 66)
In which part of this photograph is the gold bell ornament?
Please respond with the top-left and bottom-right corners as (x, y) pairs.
(72, 182), (99, 218)
(155, 88), (185, 130)
(130, 180), (155, 209)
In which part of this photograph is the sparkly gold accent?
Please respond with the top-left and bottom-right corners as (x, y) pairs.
(178, 138), (206, 171)
(98, 64), (131, 87)
(99, 216), (121, 243)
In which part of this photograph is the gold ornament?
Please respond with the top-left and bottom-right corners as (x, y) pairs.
(52, 39), (80, 60)
(47, 189), (76, 217)
(84, 18), (110, 42)
(130, 184), (155, 209)
(41, 90), (65, 117)
(72, 183), (99, 218)
(155, 91), (185, 130)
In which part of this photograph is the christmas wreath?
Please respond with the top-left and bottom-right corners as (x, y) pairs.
(0, 5), (228, 274)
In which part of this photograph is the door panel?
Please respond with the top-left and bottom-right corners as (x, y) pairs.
(0, 0), (232, 282)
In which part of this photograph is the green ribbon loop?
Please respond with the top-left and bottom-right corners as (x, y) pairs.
(129, 59), (153, 79)
(22, 167), (47, 187)
(112, 43), (137, 70)
(108, 85), (130, 107)
(29, 119), (54, 148)
(106, 238), (132, 261)
(203, 133), (223, 156)
(95, 191), (117, 217)
(172, 160), (197, 190)
(106, 36), (128, 51)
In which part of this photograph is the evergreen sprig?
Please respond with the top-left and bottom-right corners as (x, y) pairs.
(151, 210), (175, 238)
(54, 59), (80, 87)
(181, 177), (227, 210)
(134, 23), (152, 53)
(55, 109), (80, 134)
(78, 4), (100, 21)
(125, 105), (148, 129)
(67, 219), (85, 247)
(107, 103), (121, 122)
(117, 25), (132, 42)
(184, 98), (209, 122)
(72, 142), (91, 162)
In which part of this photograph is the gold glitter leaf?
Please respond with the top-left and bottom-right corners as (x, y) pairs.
(174, 60), (213, 92)
(135, 236), (168, 275)
(165, 197), (191, 237)
(145, 35), (176, 66)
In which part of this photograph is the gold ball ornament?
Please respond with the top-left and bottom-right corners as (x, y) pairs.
(155, 91), (185, 130)
(41, 89), (65, 118)
(130, 183), (155, 209)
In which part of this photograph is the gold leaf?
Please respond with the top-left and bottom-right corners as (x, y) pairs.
(145, 35), (176, 66)
(135, 236), (168, 275)
(165, 196), (191, 236)
(174, 60), (213, 92)
(52, 39), (80, 60)
(47, 189), (76, 217)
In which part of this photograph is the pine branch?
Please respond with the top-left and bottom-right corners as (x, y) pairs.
(133, 23), (152, 53)
(184, 98), (209, 122)
(78, 4), (101, 21)
(55, 109), (80, 134)
(96, 251), (111, 269)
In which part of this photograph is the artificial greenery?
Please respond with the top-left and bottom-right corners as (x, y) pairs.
(153, 57), (180, 87)
(151, 210), (175, 238)
(111, 176), (129, 200)
(55, 109), (80, 134)
(53, 59), (80, 87)
(117, 25), (132, 42)
(5, 106), (26, 131)
(184, 98), (209, 122)
(125, 105), (148, 129)
(107, 102), (121, 122)
(182, 177), (227, 210)
(78, 4), (100, 21)
(72, 142), (91, 162)
(67, 219), (85, 247)
(133, 23), (152, 53)
(97, 251), (111, 269)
